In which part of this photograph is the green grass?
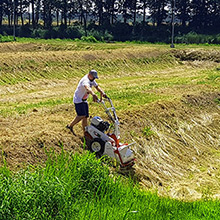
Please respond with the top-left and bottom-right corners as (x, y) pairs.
(0, 150), (220, 219)
(104, 90), (170, 111)
(142, 126), (155, 138)
(197, 69), (220, 88)
(214, 98), (220, 105)
(0, 35), (14, 42)
(10, 37), (220, 48)
(0, 97), (72, 117)
(0, 92), (168, 117)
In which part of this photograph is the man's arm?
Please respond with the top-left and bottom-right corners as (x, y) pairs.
(95, 85), (106, 98)
(84, 85), (98, 102)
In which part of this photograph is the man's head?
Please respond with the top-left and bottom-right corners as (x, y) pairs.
(88, 70), (98, 81)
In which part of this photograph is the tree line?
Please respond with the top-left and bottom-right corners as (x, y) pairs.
(0, 0), (220, 42)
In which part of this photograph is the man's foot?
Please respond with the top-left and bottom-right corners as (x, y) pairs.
(66, 125), (76, 135)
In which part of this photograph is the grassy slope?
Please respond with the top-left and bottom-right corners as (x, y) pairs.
(0, 40), (219, 115)
(0, 39), (220, 206)
(1, 151), (220, 220)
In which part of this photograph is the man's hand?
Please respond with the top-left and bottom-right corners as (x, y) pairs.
(95, 86), (108, 100)
(92, 94), (98, 102)
(100, 92), (108, 101)
(102, 93), (108, 98)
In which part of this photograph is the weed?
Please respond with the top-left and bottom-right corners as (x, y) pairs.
(81, 36), (99, 43)
(214, 98), (220, 105)
(142, 126), (155, 138)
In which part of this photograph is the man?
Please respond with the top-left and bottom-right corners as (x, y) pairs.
(67, 69), (106, 134)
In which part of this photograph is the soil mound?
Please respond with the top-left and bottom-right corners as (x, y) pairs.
(172, 49), (220, 62)
(1, 92), (219, 200)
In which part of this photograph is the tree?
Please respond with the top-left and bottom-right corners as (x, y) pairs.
(130, 0), (138, 24)
(148, 0), (169, 26)
(61, 0), (68, 27)
(35, 0), (41, 25)
(176, 0), (191, 27)
(140, 0), (148, 23)
(53, 0), (60, 26)
(102, 0), (117, 25)
(30, 0), (35, 27)
(4, 0), (12, 26)
(0, 0), (3, 26)
(93, 0), (105, 25)
(42, 0), (53, 28)
(17, 0), (29, 26)
(109, 0), (117, 24)
(75, 0), (92, 35)
(190, 0), (209, 30)
(0, 0), (7, 26)
(117, 0), (132, 24)
(67, 0), (77, 25)
(210, 0), (220, 29)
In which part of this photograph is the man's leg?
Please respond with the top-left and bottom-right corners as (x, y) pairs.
(82, 102), (89, 133)
(69, 115), (86, 129)
(82, 117), (88, 133)
(67, 102), (88, 134)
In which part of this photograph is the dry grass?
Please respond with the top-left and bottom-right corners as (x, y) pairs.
(0, 41), (220, 200)
(122, 95), (220, 200)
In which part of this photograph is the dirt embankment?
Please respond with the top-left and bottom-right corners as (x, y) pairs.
(1, 90), (220, 200)
(123, 92), (220, 200)
(0, 42), (220, 201)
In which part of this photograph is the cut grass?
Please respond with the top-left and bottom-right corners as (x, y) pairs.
(1, 150), (220, 220)
(0, 52), (175, 85)
(0, 66), (219, 116)
(0, 97), (72, 117)
(1, 39), (219, 86)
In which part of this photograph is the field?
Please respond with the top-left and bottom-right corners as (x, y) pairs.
(0, 39), (220, 217)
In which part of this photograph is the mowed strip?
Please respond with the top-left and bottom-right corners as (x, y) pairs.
(0, 61), (219, 116)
